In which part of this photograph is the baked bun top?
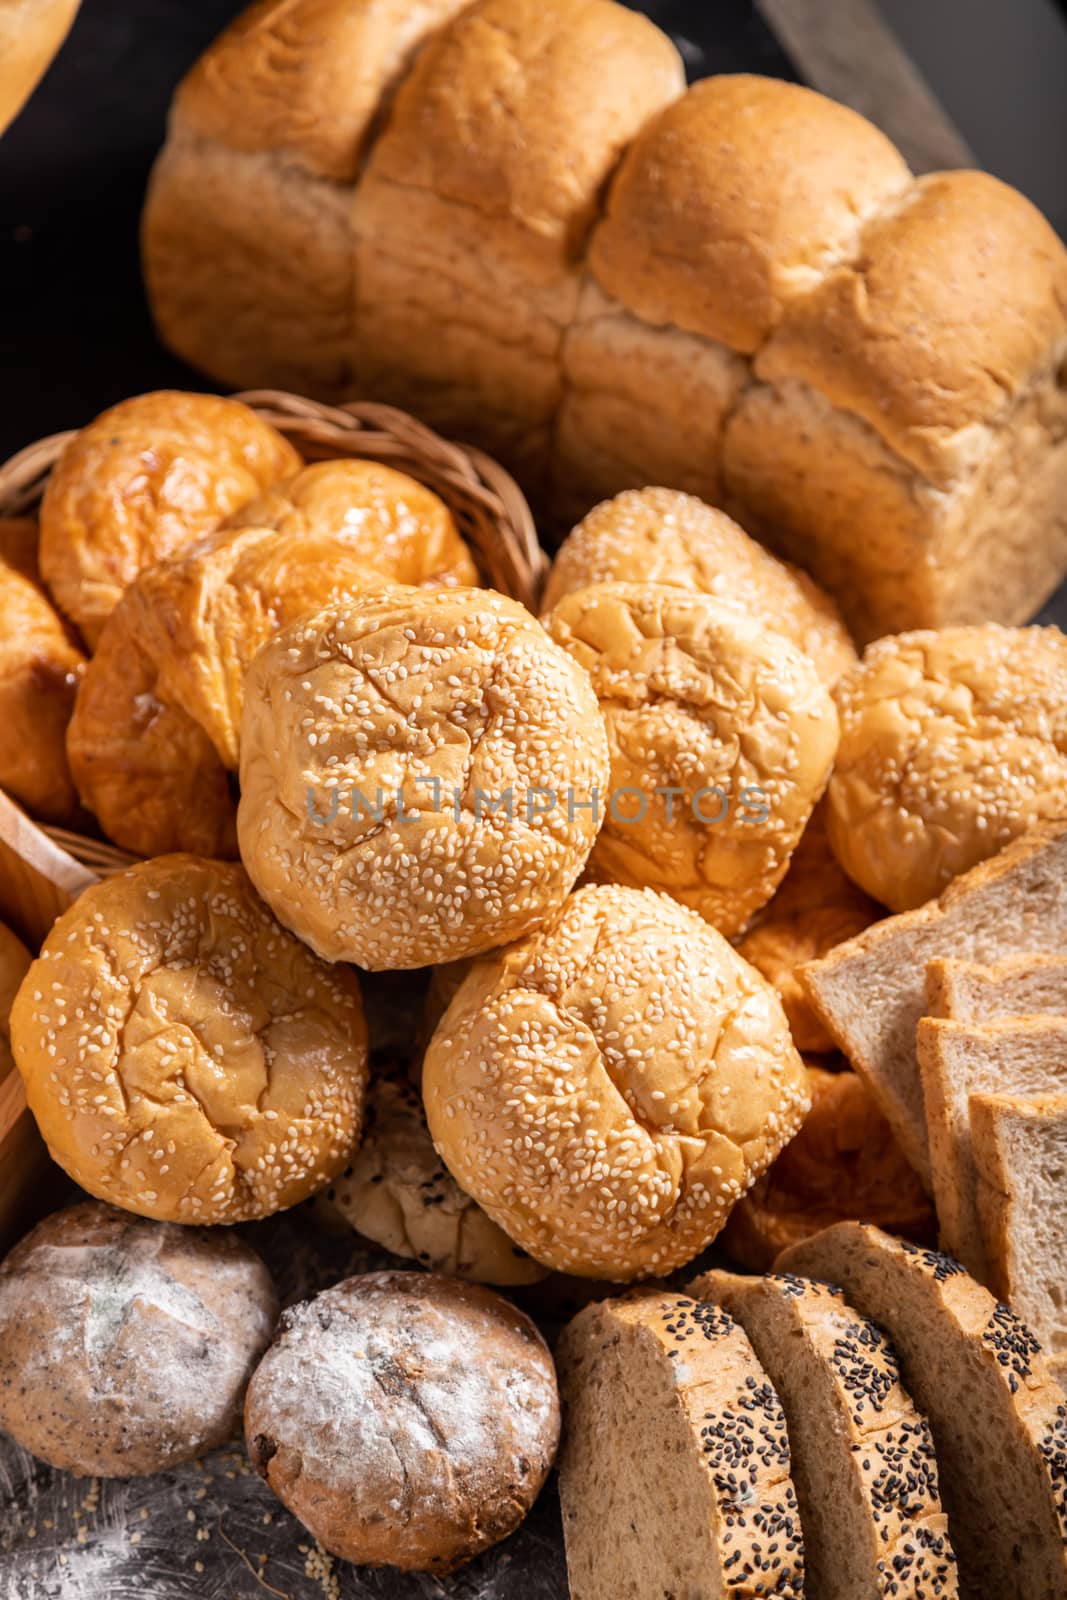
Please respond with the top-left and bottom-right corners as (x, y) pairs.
(174, 0), (472, 181)
(238, 587), (610, 970)
(827, 624), (1067, 911)
(38, 391), (300, 644)
(544, 582), (839, 937)
(422, 883), (810, 1279)
(590, 74), (911, 352)
(542, 488), (856, 685)
(10, 855), (368, 1224)
(362, 0), (684, 252)
(221, 459), (478, 589)
(0, 554), (85, 823)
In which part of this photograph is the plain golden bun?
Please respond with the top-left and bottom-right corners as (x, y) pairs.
(738, 801), (881, 1053)
(0, 0), (80, 136)
(311, 1068), (547, 1285)
(0, 1201), (276, 1477)
(721, 1067), (936, 1272)
(0, 552), (85, 823)
(38, 391), (300, 644)
(827, 624), (1067, 911)
(221, 458), (478, 587)
(238, 587), (610, 970)
(422, 883), (810, 1280)
(66, 500), (456, 858)
(10, 855), (368, 1224)
(544, 582), (839, 937)
(542, 489), (856, 685)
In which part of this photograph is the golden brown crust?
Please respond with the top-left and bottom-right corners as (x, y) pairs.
(10, 855), (368, 1224)
(0, 556), (85, 823)
(541, 488), (856, 685)
(826, 625), (1067, 912)
(589, 74), (911, 353)
(0, 0), (80, 136)
(0, 518), (39, 580)
(721, 1066), (935, 1272)
(423, 883), (811, 1279)
(544, 582), (839, 937)
(38, 391), (300, 644)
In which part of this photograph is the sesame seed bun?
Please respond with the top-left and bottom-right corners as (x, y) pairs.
(9, 855), (368, 1224)
(422, 883), (811, 1280)
(544, 582), (840, 937)
(237, 587), (610, 970)
(827, 624), (1067, 911)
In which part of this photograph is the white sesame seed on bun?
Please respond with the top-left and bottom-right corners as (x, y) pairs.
(422, 882), (811, 1280)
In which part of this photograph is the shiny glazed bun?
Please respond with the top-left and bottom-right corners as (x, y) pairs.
(67, 522), (392, 858)
(422, 883), (811, 1280)
(238, 587), (610, 970)
(223, 458), (478, 587)
(10, 855), (368, 1224)
(827, 624), (1067, 910)
(38, 391), (300, 643)
(542, 488), (856, 684)
(0, 553), (85, 822)
(544, 582), (839, 937)
(721, 1066), (935, 1271)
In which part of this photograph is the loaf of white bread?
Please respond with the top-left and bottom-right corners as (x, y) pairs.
(143, 0), (1067, 641)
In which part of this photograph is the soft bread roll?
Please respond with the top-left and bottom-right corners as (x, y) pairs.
(245, 1271), (560, 1572)
(10, 855), (369, 1224)
(0, 0), (80, 136)
(38, 391), (300, 644)
(738, 801), (881, 1053)
(0, 553), (85, 823)
(238, 588), (610, 969)
(143, 0), (472, 397)
(542, 488), (856, 686)
(826, 625), (1067, 912)
(721, 1066), (935, 1272)
(725, 172), (1067, 640)
(555, 74), (911, 519)
(0, 1201), (276, 1477)
(352, 0), (684, 482)
(422, 883), (811, 1279)
(544, 583), (839, 937)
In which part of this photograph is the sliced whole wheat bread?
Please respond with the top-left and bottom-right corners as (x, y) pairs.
(775, 1222), (1067, 1600)
(925, 953), (1067, 1024)
(918, 1015), (1067, 1278)
(971, 1090), (1067, 1376)
(557, 1291), (805, 1600)
(800, 820), (1067, 1188)
(691, 1268), (958, 1600)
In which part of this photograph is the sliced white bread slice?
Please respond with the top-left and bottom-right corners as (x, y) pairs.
(776, 1222), (1067, 1600)
(557, 1291), (805, 1600)
(800, 820), (1067, 1188)
(925, 953), (1067, 1023)
(691, 1268), (958, 1600)
(918, 1015), (1067, 1278)
(970, 1090), (1067, 1377)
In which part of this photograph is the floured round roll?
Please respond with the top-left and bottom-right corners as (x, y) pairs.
(10, 855), (368, 1224)
(38, 390), (300, 643)
(222, 458), (478, 587)
(544, 582), (839, 937)
(721, 1066), (935, 1272)
(423, 883), (811, 1279)
(827, 624), (1067, 910)
(0, 1201), (276, 1476)
(245, 1271), (560, 1572)
(0, 553), (85, 822)
(238, 587), (610, 969)
(542, 489), (855, 684)
(312, 1068), (547, 1285)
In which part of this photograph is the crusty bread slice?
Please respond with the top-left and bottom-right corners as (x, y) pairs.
(925, 953), (1067, 1023)
(971, 1091), (1067, 1376)
(776, 1223), (1067, 1600)
(918, 1015), (1067, 1278)
(557, 1291), (805, 1600)
(692, 1269), (958, 1600)
(800, 820), (1067, 1188)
